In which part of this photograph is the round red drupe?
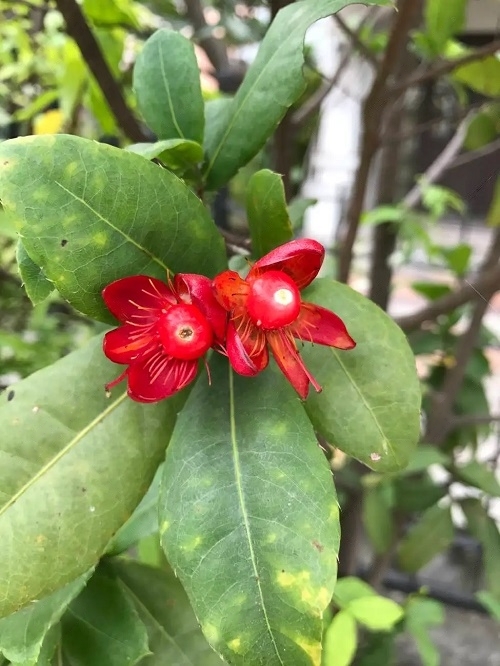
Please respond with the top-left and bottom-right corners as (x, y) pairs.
(158, 304), (213, 360)
(246, 270), (301, 329)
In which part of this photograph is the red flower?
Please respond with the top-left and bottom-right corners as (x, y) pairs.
(213, 239), (356, 399)
(102, 274), (226, 403)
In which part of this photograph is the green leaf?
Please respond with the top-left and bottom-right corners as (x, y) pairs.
(133, 29), (204, 143)
(303, 279), (421, 472)
(363, 485), (394, 554)
(424, 0), (467, 53)
(405, 597), (444, 627)
(159, 356), (340, 666)
(246, 169), (293, 258)
(361, 205), (407, 226)
(347, 597), (403, 631)
(203, 0), (389, 189)
(464, 109), (499, 150)
(288, 197), (317, 230)
(462, 498), (500, 598)
(322, 611), (357, 666)
(402, 446), (449, 475)
(107, 466), (163, 556)
(411, 282), (452, 301)
(110, 559), (224, 665)
(83, 0), (139, 28)
(0, 572), (91, 664)
(61, 566), (149, 666)
(125, 140), (204, 171)
(439, 243), (472, 277)
(0, 135), (226, 323)
(393, 476), (447, 513)
(16, 242), (54, 305)
(333, 578), (376, 608)
(452, 460), (500, 496)
(447, 41), (500, 97)
(487, 176), (500, 227)
(477, 590), (500, 621)
(405, 597), (444, 666)
(398, 505), (454, 573)
(0, 335), (183, 618)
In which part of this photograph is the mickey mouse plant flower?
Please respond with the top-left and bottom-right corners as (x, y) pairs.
(102, 273), (226, 402)
(213, 238), (356, 399)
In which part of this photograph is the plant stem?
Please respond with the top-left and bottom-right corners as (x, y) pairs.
(337, 0), (421, 283)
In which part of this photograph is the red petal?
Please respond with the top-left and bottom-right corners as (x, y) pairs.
(126, 350), (198, 403)
(267, 330), (321, 400)
(103, 325), (158, 363)
(249, 239), (324, 290)
(226, 321), (268, 377)
(292, 303), (356, 349)
(102, 275), (176, 324)
(212, 270), (249, 311)
(174, 273), (227, 343)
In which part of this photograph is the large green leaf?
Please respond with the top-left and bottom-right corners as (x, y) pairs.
(203, 0), (389, 190)
(110, 559), (224, 665)
(0, 335), (183, 618)
(0, 572), (91, 665)
(133, 30), (205, 143)
(398, 505), (454, 573)
(159, 356), (340, 666)
(246, 169), (293, 258)
(0, 135), (226, 323)
(303, 279), (421, 472)
(61, 566), (149, 666)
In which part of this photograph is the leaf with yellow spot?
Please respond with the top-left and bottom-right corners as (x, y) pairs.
(0, 135), (226, 322)
(160, 356), (340, 665)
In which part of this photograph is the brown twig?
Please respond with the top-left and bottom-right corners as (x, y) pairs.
(450, 414), (500, 428)
(333, 13), (378, 67)
(402, 112), (473, 209)
(54, 0), (147, 142)
(449, 137), (500, 169)
(391, 38), (500, 94)
(424, 229), (500, 446)
(292, 11), (376, 126)
(395, 263), (500, 332)
(184, 0), (229, 72)
(337, 0), (421, 283)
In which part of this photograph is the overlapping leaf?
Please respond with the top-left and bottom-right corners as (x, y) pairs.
(203, 0), (389, 189)
(0, 335), (183, 618)
(160, 356), (340, 665)
(0, 135), (226, 322)
(303, 279), (421, 472)
(111, 559), (225, 665)
(133, 30), (205, 143)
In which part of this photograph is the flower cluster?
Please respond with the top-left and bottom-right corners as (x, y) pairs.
(103, 239), (356, 402)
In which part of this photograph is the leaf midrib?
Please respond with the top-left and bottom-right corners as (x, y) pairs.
(0, 393), (127, 519)
(204, 0), (358, 179)
(228, 367), (284, 666)
(120, 579), (196, 666)
(53, 181), (170, 273)
(330, 348), (398, 462)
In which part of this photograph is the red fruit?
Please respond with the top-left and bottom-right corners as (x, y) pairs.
(247, 270), (301, 329)
(158, 303), (213, 361)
